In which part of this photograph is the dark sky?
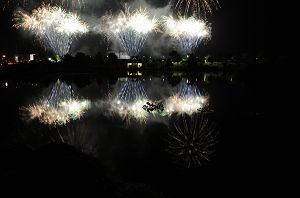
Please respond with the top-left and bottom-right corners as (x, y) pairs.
(0, 0), (288, 57)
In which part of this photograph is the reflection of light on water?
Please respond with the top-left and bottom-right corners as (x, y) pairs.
(164, 80), (209, 115)
(61, 99), (91, 118)
(165, 80), (208, 115)
(165, 95), (208, 115)
(108, 98), (149, 124)
(201, 98), (205, 104)
(127, 71), (143, 76)
(167, 113), (218, 168)
(104, 77), (210, 123)
(106, 78), (151, 124)
(118, 78), (148, 103)
(132, 105), (136, 111)
(30, 79), (105, 122)
(22, 98), (91, 126)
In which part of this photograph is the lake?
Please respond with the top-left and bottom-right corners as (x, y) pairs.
(1, 68), (274, 196)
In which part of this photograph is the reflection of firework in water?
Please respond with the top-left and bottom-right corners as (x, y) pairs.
(163, 15), (210, 55)
(22, 100), (70, 126)
(166, 95), (207, 115)
(175, 0), (220, 17)
(19, 123), (97, 157)
(22, 98), (90, 126)
(60, 99), (90, 120)
(49, 0), (86, 8)
(102, 6), (159, 57)
(179, 82), (202, 99)
(2, 0), (86, 9)
(47, 79), (74, 108)
(105, 78), (210, 122)
(110, 98), (149, 124)
(118, 78), (148, 102)
(13, 4), (88, 60)
(165, 81), (209, 115)
(107, 78), (150, 124)
(167, 113), (218, 168)
(21, 80), (90, 126)
(54, 124), (97, 156)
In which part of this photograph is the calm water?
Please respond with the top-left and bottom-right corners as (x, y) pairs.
(1, 70), (272, 195)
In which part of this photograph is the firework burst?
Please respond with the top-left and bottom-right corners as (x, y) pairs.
(21, 100), (70, 126)
(21, 80), (91, 126)
(163, 15), (210, 55)
(13, 3), (88, 60)
(165, 94), (207, 116)
(102, 6), (159, 57)
(22, 98), (90, 126)
(167, 113), (218, 168)
(175, 0), (220, 17)
(108, 98), (149, 125)
(165, 80), (209, 115)
(105, 78), (150, 124)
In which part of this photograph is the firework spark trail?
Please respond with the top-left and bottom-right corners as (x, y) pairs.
(163, 15), (210, 55)
(22, 98), (90, 126)
(2, 0), (86, 10)
(103, 6), (159, 57)
(1, 0), (31, 9)
(105, 78), (150, 124)
(52, 0), (86, 8)
(179, 83), (202, 99)
(22, 100), (69, 126)
(165, 81), (208, 115)
(13, 4), (88, 59)
(60, 99), (91, 120)
(117, 30), (149, 57)
(178, 33), (205, 55)
(165, 94), (207, 115)
(21, 80), (90, 126)
(118, 79), (148, 102)
(111, 98), (149, 125)
(48, 79), (74, 108)
(167, 113), (218, 168)
(54, 124), (98, 156)
(175, 0), (220, 17)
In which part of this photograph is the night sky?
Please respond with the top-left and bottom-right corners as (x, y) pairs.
(0, 0), (288, 57)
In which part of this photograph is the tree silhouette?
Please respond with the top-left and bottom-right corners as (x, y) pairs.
(169, 50), (182, 62)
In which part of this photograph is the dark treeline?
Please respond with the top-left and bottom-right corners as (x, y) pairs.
(1, 50), (288, 78)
